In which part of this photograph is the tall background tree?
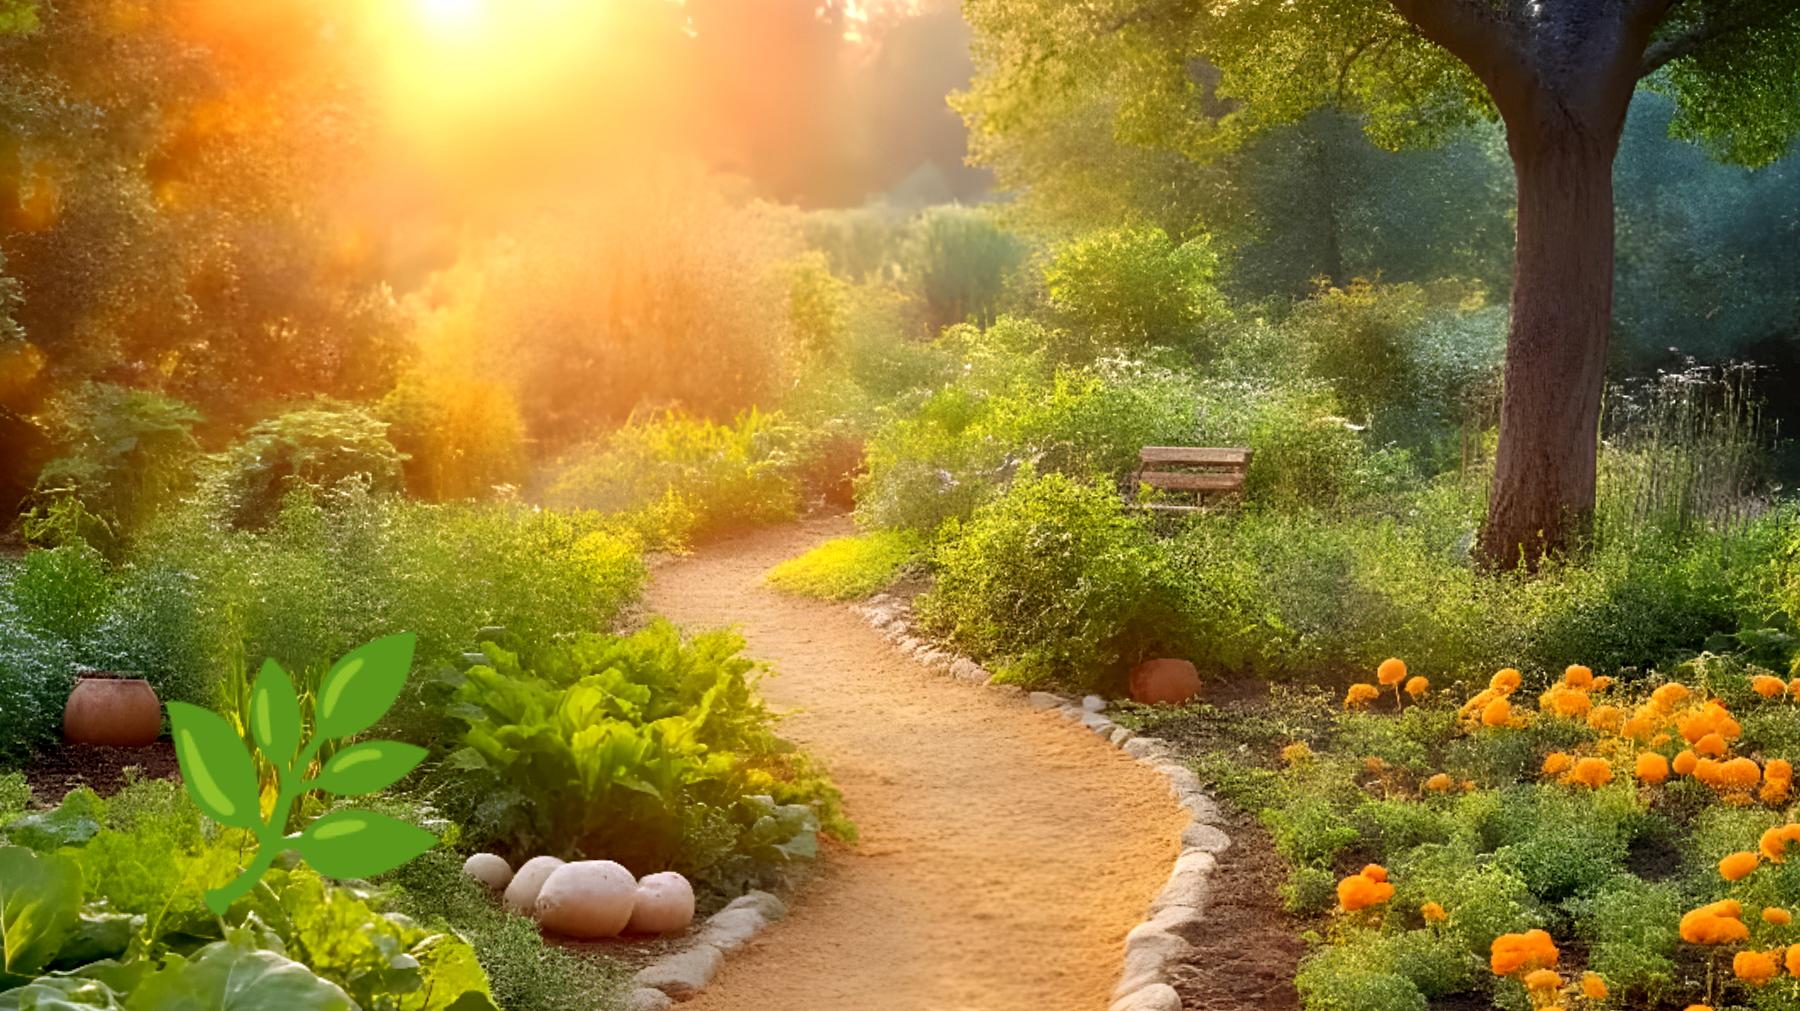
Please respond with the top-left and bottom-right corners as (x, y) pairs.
(955, 0), (1800, 567)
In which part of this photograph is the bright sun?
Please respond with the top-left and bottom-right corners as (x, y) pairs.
(418, 0), (481, 32)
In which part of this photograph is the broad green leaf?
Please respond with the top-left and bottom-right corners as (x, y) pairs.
(121, 935), (353, 1011)
(166, 704), (261, 831)
(249, 660), (301, 768)
(307, 742), (426, 797)
(45, 914), (133, 972)
(293, 812), (435, 880)
(0, 974), (126, 1010)
(442, 993), (500, 1011)
(0, 847), (83, 985)
(410, 935), (492, 1011)
(314, 633), (417, 739)
(6, 792), (103, 851)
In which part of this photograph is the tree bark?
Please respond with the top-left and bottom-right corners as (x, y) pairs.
(1477, 115), (1623, 568)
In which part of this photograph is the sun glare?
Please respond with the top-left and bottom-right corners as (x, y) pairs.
(418, 0), (481, 32)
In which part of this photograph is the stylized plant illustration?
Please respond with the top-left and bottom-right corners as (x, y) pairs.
(169, 632), (435, 913)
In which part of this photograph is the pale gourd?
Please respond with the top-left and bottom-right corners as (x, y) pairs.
(463, 853), (514, 890)
(627, 872), (695, 934)
(535, 860), (638, 939)
(504, 855), (566, 914)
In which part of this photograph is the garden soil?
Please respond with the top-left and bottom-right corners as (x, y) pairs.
(642, 515), (1190, 1011)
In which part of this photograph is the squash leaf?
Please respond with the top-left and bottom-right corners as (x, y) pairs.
(0, 847), (84, 986)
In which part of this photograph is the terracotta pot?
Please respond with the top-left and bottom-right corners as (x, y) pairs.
(64, 675), (162, 747)
(1130, 658), (1202, 706)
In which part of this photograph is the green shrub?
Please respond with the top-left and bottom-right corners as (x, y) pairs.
(1282, 865), (1337, 915)
(1295, 940), (1428, 1011)
(436, 621), (848, 895)
(541, 409), (798, 546)
(1576, 876), (1681, 1003)
(1266, 795), (1360, 868)
(918, 471), (1196, 691)
(1043, 224), (1226, 360)
(28, 384), (203, 548)
(765, 530), (924, 600)
(212, 404), (407, 530)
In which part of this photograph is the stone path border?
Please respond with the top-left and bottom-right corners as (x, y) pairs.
(625, 890), (790, 1009)
(847, 594), (1230, 1011)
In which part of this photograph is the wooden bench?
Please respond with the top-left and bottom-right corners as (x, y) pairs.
(1131, 446), (1252, 513)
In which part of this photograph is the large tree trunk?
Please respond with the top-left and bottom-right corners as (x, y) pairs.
(1477, 119), (1622, 568)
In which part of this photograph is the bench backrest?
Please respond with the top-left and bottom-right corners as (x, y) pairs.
(1137, 446), (1252, 493)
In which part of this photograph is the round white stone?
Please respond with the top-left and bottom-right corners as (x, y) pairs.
(536, 860), (639, 939)
(463, 853), (514, 890)
(504, 855), (566, 914)
(627, 872), (696, 934)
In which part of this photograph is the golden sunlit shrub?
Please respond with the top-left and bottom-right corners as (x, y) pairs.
(1346, 683), (1381, 708)
(1422, 901), (1446, 922)
(381, 371), (528, 502)
(1588, 704), (1624, 732)
(1582, 973), (1607, 1000)
(1542, 752), (1575, 776)
(1425, 773), (1453, 792)
(1652, 683), (1691, 710)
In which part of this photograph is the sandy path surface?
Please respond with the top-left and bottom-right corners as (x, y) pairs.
(643, 516), (1188, 1011)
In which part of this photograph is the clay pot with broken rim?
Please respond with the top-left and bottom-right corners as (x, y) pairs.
(64, 674), (162, 747)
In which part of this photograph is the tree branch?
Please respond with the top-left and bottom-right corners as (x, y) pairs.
(1387, 0), (1531, 112)
(1639, 3), (1776, 77)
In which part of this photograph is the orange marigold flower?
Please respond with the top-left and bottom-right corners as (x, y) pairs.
(1764, 907), (1792, 925)
(1684, 1005), (1716, 1011)
(1736, 950), (1780, 987)
(1421, 901), (1447, 922)
(1766, 779), (1793, 806)
(1592, 676), (1613, 692)
(1790, 678), (1800, 698)
(1483, 698), (1513, 726)
(1378, 658), (1408, 686)
(1588, 704), (1625, 732)
(1673, 750), (1699, 776)
(1280, 742), (1313, 765)
(1636, 752), (1671, 784)
(1761, 827), (1798, 863)
(1541, 687), (1591, 719)
(1719, 757), (1762, 788)
(1345, 683), (1380, 708)
(1426, 773), (1453, 792)
(1721, 851), (1761, 881)
(1788, 944), (1800, 978)
(1491, 668), (1522, 692)
(1622, 710), (1663, 741)
(1767, 759), (1793, 783)
(1582, 973), (1607, 1000)
(1404, 676), (1429, 697)
(1563, 665), (1593, 688)
(1365, 756), (1386, 772)
(1524, 968), (1562, 990)
(1695, 732), (1729, 757)
(1681, 904), (1750, 945)
(1489, 929), (1558, 975)
(1462, 779), (1477, 792)
(1542, 752), (1575, 775)
(1569, 757), (1613, 787)
(1651, 682), (1691, 710)
(1337, 872), (1395, 912)
(1754, 675), (1788, 698)
(1361, 864), (1388, 883)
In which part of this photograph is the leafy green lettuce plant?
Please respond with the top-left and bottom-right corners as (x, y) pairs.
(168, 632), (435, 913)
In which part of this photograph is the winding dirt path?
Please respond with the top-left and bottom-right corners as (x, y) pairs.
(644, 516), (1188, 1011)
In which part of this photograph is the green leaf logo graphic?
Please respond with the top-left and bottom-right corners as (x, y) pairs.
(309, 741), (427, 796)
(315, 633), (417, 738)
(294, 811), (436, 880)
(174, 632), (434, 914)
(251, 658), (302, 766)
(168, 702), (262, 830)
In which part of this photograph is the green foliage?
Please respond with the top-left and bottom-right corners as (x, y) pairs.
(380, 372), (528, 502)
(1576, 876), (1681, 1003)
(437, 621), (847, 892)
(213, 406), (407, 531)
(908, 205), (1025, 333)
(765, 531), (923, 601)
(1041, 225), (1225, 360)
(541, 410), (799, 547)
(28, 386), (203, 548)
(918, 471), (1197, 691)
